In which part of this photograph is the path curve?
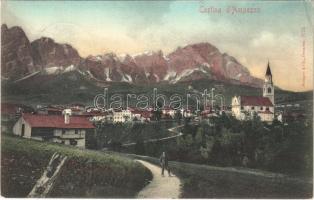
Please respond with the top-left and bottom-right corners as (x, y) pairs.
(122, 124), (185, 147)
(136, 160), (181, 199)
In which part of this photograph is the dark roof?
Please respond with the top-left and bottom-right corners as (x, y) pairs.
(22, 114), (95, 129)
(266, 62), (272, 76)
(240, 96), (273, 106)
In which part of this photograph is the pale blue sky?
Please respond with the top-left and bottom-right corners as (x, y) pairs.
(2, 1), (313, 91)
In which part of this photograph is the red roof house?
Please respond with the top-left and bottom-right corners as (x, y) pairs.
(13, 114), (95, 148)
(22, 114), (95, 129)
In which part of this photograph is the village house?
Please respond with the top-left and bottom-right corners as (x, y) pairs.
(232, 62), (275, 122)
(112, 108), (133, 123)
(37, 105), (65, 115)
(130, 108), (152, 122)
(181, 108), (194, 118)
(162, 106), (176, 118)
(87, 110), (114, 122)
(13, 110), (95, 148)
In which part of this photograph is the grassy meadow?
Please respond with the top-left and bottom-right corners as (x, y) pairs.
(1, 135), (152, 197)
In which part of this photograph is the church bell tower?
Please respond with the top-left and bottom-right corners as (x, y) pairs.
(263, 61), (274, 105)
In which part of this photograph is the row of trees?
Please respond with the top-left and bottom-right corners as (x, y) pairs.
(86, 121), (177, 150)
(174, 113), (312, 176)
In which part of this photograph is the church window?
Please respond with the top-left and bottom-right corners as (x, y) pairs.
(268, 87), (272, 93)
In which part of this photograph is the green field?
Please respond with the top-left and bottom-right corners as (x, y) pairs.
(1, 135), (152, 197)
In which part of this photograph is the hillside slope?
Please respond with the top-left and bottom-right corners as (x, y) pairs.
(1, 135), (152, 197)
(2, 70), (312, 109)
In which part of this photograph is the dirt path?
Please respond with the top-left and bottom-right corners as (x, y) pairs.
(136, 160), (181, 199)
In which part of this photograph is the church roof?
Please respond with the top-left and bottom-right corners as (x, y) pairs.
(266, 62), (272, 76)
(240, 96), (273, 106)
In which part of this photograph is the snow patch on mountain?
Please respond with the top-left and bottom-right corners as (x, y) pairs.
(121, 74), (133, 82)
(13, 71), (41, 83)
(118, 53), (128, 61)
(201, 63), (211, 69)
(164, 71), (177, 81)
(104, 68), (112, 82)
(64, 65), (76, 72)
(132, 51), (154, 57)
(170, 68), (207, 84)
(86, 70), (97, 79)
(43, 66), (63, 75)
(154, 74), (160, 82)
(235, 73), (242, 80)
(95, 55), (102, 61)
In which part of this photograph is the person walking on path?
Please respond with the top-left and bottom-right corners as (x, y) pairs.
(160, 151), (171, 176)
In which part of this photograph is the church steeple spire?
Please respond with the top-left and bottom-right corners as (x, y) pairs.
(266, 61), (272, 76)
(265, 61), (272, 84)
(263, 61), (274, 105)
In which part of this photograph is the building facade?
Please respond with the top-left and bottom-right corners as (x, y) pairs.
(13, 113), (94, 148)
(232, 62), (275, 122)
(112, 109), (132, 123)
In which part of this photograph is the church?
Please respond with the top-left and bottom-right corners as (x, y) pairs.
(231, 62), (275, 122)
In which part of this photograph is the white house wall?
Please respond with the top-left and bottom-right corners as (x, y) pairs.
(53, 129), (86, 148)
(13, 117), (32, 138)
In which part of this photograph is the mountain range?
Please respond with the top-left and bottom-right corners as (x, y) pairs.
(2, 24), (263, 87)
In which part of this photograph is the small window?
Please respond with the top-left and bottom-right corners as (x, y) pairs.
(241, 106), (244, 110)
(62, 129), (65, 134)
(268, 87), (272, 93)
(260, 107), (263, 110)
(75, 130), (78, 134)
(251, 106), (255, 110)
(70, 139), (78, 146)
(266, 107), (269, 111)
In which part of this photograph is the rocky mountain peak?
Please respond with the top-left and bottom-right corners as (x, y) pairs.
(1, 24), (263, 87)
(31, 36), (81, 68)
(1, 24), (35, 79)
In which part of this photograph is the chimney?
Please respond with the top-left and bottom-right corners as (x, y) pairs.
(62, 109), (72, 124)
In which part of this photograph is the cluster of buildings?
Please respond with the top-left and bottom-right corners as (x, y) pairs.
(2, 102), (197, 148)
(1, 62), (308, 149)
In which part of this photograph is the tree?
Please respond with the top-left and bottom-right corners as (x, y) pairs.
(174, 109), (182, 123)
(152, 101), (163, 121)
(134, 139), (145, 155)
